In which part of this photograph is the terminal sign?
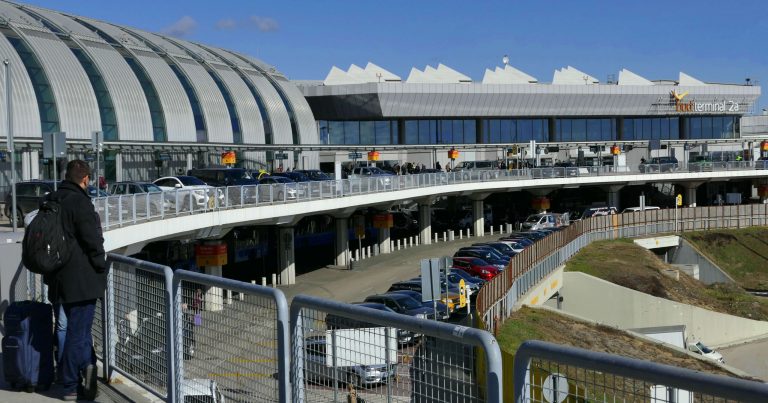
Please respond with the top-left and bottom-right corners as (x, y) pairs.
(671, 90), (739, 113)
(195, 243), (228, 267)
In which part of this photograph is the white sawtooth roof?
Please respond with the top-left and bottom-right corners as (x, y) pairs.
(552, 66), (599, 85)
(482, 64), (537, 84)
(406, 64), (472, 83)
(617, 69), (654, 86)
(679, 72), (706, 86)
(322, 62), (401, 85)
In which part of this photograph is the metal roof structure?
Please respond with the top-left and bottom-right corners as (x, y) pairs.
(0, 0), (317, 161)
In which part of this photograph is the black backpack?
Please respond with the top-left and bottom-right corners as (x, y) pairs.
(22, 197), (71, 275)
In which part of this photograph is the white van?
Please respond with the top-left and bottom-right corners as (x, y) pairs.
(621, 206), (661, 213)
(521, 213), (567, 231)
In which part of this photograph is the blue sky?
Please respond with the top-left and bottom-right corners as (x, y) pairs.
(20, 1), (768, 92)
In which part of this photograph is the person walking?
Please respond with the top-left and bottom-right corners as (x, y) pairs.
(48, 160), (107, 401)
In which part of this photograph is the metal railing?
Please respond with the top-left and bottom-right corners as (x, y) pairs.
(513, 340), (768, 402)
(92, 160), (768, 231)
(290, 294), (502, 403)
(477, 204), (768, 332)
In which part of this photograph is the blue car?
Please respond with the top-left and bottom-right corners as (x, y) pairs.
(387, 290), (449, 318)
(364, 293), (436, 319)
(472, 242), (519, 257)
(459, 246), (510, 263)
(453, 249), (508, 269)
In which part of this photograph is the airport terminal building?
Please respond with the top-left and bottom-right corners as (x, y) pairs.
(0, 0), (764, 190)
(300, 63), (762, 170)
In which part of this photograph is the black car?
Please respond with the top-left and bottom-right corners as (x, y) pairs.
(3, 180), (59, 224)
(639, 156), (678, 173)
(271, 171), (310, 182)
(294, 169), (332, 181)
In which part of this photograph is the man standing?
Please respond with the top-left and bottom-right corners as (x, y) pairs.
(51, 160), (107, 401)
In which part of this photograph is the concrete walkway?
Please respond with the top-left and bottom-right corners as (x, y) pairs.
(720, 338), (768, 381)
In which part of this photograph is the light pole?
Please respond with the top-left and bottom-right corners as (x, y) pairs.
(502, 54), (509, 66)
(5, 59), (17, 232)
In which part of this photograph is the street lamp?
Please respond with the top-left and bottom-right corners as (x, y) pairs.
(4, 59), (17, 231)
(502, 55), (509, 66)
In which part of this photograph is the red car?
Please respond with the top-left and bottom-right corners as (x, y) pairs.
(452, 257), (500, 280)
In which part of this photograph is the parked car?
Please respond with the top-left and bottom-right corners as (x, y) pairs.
(687, 340), (724, 363)
(460, 245), (510, 263)
(521, 213), (567, 231)
(364, 293), (435, 319)
(153, 176), (219, 208)
(622, 206), (661, 213)
(687, 155), (713, 172)
(639, 156), (679, 173)
(303, 335), (396, 388)
(472, 242), (521, 256)
(449, 268), (486, 287)
(452, 160), (497, 172)
(87, 186), (110, 198)
(439, 272), (481, 297)
(386, 290), (449, 317)
(580, 206), (618, 218)
(109, 181), (171, 214)
(498, 236), (534, 248)
(257, 176), (302, 202)
(454, 248), (508, 269)
(387, 281), (464, 310)
(271, 171), (310, 182)
(348, 166), (393, 190)
(294, 169), (332, 181)
(3, 180), (58, 224)
(325, 302), (416, 345)
(187, 168), (260, 187)
(451, 257), (500, 280)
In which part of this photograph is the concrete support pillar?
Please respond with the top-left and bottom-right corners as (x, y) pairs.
(115, 152), (123, 182)
(21, 149), (39, 180)
(278, 227), (295, 285)
(203, 265), (223, 312)
(603, 185), (625, 209)
(335, 217), (349, 267)
(419, 204), (432, 245)
(684, 182), (704, 207)
(377, 226), (391, 255)
(473, 199), (485, 238)
(186, 153), (194, 172)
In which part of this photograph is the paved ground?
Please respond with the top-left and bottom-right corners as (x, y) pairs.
(278, 231), (507, 304)
(720, 338), (768, 381)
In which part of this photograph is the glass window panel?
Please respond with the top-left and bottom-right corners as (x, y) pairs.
(650, 118), (660, 140)
(586, 119), (601, 141)
(572, 119), (586, 142)
(530, 119), (541, 142)
(669, 118), (679, 139)
(641, 118), (651, 139)
(391, 120), (399, 144)
(600, 119), (610, 141)
(500, 120), (512, 143)
(344, 121), (359, 144)
(418, 120), (431, 144)
(430, 120), (438, 143)
(723, 117), (735, 138)
(558, 119), (571, 142)
(405, 120), (418, 144)
(519, 119), (533, 142)
(690, 117), (702, 139)
(453, 120), (464, 144)
(375, 121), (390, 145)
(660, 118), (669, 139)
(329, 121), (344, 144)
(441, 120), (453, 144)
(623, 119), (633, 140)
(464, 120), (476, 143)
(711, 117), (724, 139)
(360, 121), (375, 144)
(490, 119), (501, 143)
(540, 119), (549, 142)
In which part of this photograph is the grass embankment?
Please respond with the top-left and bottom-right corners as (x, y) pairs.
(683, 227), (768, 291)
(497, 306), (732, 377)
(565, 239), (768, 321)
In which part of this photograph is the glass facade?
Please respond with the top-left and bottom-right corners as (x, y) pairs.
(124, 57), (167, 142)
(71, 48), (118, 141)
(405, 119), (476, 144)
(685, 116), (737, 139)
(169, 64), (207, 141)
(483, 119), (549, 143)
(554, 118), (613, 142)
(236, 72), (274, 144)
(623, 117), (679, 140)
(7, 36), (60, 134)
(321, 120), (398, 145)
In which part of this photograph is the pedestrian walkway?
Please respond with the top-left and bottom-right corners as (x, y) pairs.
(279, 231), (507, 304)
(0, 359), (155, 403)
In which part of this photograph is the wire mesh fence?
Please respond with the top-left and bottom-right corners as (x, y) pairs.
(514, 340), (768, 403)
(291, 294), (502, 403)
(173, 270), (290, 403)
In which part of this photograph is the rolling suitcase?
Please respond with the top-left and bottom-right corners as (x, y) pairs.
(2, 300), (54, 391)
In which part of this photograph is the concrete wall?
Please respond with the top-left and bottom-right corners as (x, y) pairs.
(516, 266), (564, 307)
(558, 272), (768, 347)
(670, 239), (734, 285)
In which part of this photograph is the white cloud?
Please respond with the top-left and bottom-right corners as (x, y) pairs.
(248, 16), (279, 32)
(216, 18), (237, 30)
(162, 16), (197, 37)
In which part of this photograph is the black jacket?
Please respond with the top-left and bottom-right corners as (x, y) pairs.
(46, 180), (108, 304)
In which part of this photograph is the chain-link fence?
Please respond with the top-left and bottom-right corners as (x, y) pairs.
(291, 294), (502, 403)
(172, 270), (290, 403)
(513, 340), (768, 402)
